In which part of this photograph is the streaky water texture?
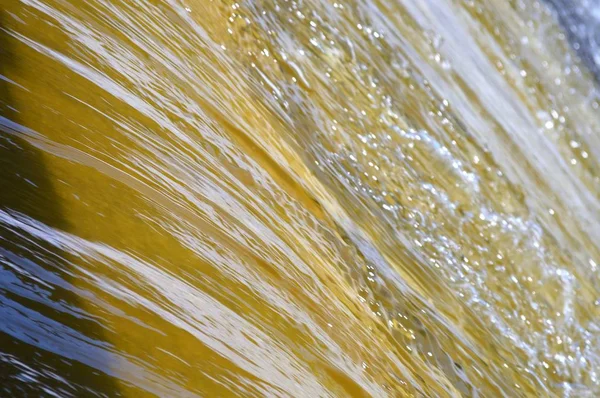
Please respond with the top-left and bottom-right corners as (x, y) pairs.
(1, 0), (599, 396)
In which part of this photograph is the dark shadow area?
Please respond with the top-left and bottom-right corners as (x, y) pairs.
(543, 0), (600, 85)
(0, 11), (121, 397)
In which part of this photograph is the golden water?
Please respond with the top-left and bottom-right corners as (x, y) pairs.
(1, 0), (600, 396)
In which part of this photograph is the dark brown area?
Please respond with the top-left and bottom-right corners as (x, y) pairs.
(0, 10), (121, 397)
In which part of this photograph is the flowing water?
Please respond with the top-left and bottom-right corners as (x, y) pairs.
(1, 0), (600, 396)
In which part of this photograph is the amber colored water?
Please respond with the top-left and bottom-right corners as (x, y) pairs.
(1, 0), (600, 396)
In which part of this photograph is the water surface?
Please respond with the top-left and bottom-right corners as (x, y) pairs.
(1, 0), (600, 396)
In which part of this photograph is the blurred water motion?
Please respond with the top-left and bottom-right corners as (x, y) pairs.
(1, 0), (600, 396)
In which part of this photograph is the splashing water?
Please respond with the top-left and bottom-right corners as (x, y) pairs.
(1, 0), (600, 396)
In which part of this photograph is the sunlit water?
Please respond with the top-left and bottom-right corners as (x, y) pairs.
(1, 0), (600, 396)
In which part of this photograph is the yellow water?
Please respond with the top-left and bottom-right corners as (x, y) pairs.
(1, 0), (600, 396)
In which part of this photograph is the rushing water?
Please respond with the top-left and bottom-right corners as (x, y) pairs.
(1, 0), (600, 396)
